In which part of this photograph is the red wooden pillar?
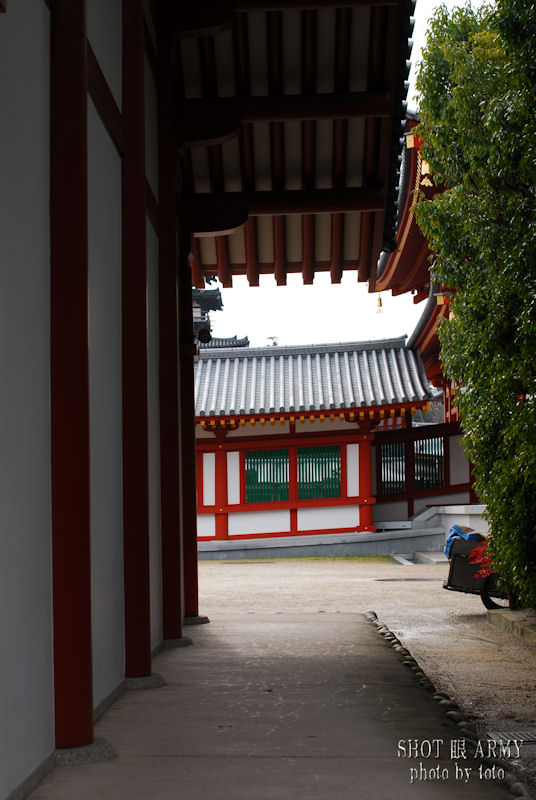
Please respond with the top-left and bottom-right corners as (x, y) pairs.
(158, 18), (184, 638)
(178, 256), (201, 615)
(50, 0), (94, 747)
(214, 443), (229, 540)
(121, 0), (152, 678)
(358, 431), (376, 531)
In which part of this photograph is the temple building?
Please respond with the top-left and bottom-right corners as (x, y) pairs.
(0, 2), (420, 797)
(194, 338), (473, 548)
(373, 115), (458, 421)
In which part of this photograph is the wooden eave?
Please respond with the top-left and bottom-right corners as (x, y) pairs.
(170, 1), (415, 286)
(375, 144), (437, 295)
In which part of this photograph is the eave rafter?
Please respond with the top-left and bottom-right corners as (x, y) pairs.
(173, 0), (413, 286)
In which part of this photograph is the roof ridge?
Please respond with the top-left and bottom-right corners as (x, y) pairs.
(198, 337), (408, 360)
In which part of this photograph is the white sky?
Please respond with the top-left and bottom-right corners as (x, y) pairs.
(208, 0), (480, 349)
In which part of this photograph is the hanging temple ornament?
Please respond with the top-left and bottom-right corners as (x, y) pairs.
(376, 295), (383, 314)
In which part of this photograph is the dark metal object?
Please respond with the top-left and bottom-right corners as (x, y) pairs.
(443, 538), (510, 609)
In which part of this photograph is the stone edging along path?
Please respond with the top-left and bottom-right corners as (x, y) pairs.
(363, 610), (534, 800)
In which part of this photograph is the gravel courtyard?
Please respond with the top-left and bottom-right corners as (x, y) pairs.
(199, 556), (536, 792)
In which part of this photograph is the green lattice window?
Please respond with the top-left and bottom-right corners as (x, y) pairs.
(297, 445), (341, 499)
(245, 449), (289, 503)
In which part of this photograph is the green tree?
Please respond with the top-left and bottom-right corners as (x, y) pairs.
(415, 1), (536, 606)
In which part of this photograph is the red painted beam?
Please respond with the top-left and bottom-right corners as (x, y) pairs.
(50, 0), (93, 749)
(178, 257), (200, 618)
(245, 219), (260, 286)
(216, 236), (233, 287)
(301, 215), (315, 284)
(122, 0), (152, 679)
(189, 238), (205, 288)
(330, 213), (344, 283)
(158, 17), (184, 640)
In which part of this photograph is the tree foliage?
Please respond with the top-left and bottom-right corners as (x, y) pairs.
(415, 1), (536, 606)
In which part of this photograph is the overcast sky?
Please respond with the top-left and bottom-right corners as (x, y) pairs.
(208, 0), (480, 349)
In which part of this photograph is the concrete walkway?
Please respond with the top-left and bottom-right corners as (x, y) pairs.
(29, 614), (516, 800)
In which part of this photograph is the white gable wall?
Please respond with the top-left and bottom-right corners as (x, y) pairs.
(88, 99), (125, 711)
(0, 3), (55, 797)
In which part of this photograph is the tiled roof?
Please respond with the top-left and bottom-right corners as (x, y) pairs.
(194, 338), (432, 418)
(201, 336), (250, 349)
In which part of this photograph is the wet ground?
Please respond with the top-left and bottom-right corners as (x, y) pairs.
(198, 557), (536, 792)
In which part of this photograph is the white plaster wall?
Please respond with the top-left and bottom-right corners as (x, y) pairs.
(373, 501), (408, 523)
(226, 422), (290, 437)
(203, 453), (216, 505)
(227, 452), (241, 504)
(228, 509), (291, 535)
(0, 4), (55, 795)
(346, 443), (359, 495)
(197, 515), (216, 537)
(87, 0), (122, 109)
(88, 101), (125, 709)
(449, 434), (470, 485)
(413, 491), (470, 516)
(145, 58), (159, 197)
(371, 445), (377, 494)
(298, 506), (359, 531)
(435, 505), (489, 537)
(147, 220), (162, 650)
(197, 426), (217, 439)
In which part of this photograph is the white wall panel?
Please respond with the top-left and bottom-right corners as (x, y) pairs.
(0, 4), (55, 796)
(203, 453), (216, 505)
(227, 452), (241, 504)
(197, 515), (216, 537)
(88, 101), (125, 709)
(346, 444), (359, 496)
(414, 492), (470, 516)
(228, 509), (291, 535)
(227, 423), (290, 437)
(373, 501), (408, 523)
(87, 0), (122, 109)
(298, 506), (359, 531)
(147, 220), (162, 650)
(449, 435), (470, 485)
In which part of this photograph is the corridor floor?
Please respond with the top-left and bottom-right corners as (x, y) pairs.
(28, 613), (516, 800)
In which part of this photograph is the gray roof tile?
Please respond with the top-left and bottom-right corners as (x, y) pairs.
(194, 338), (432, 417)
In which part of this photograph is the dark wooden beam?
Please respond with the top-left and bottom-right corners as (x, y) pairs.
(186, 186), (384, 234)
(171, 0), (397, 37)
(178, 91), (392, 145)
(237, 0), (398, 7)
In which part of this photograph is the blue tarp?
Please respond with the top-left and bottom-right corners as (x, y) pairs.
(444, 524), (482, 559)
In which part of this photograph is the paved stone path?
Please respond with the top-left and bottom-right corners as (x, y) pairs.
(29, 613), (516, 800)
